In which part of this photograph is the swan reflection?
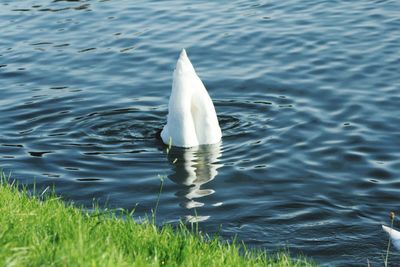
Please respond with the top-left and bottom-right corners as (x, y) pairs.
(167, 143), (223, 222)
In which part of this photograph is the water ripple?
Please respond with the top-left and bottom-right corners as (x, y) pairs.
(1, 0), (399, 265)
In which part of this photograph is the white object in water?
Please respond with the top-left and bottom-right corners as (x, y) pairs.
(161, 49), (221, 148)
(382, 225), (400, 250)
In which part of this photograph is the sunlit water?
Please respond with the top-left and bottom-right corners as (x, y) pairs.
(1, 1), (399, 265)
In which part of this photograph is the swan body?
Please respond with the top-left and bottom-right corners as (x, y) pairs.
(382, 225), (400, 250)
(161, 49), (221, 148)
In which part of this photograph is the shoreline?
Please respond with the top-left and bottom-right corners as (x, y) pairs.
(0, 172), (314, 266)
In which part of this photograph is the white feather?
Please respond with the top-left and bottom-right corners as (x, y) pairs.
(161, 49), (222, 148)
(382, 225), (400, 250)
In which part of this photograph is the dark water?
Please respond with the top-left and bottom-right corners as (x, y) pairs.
(1, 0), (399, 265)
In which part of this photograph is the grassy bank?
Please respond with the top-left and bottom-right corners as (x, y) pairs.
(0, 172), (314, 266)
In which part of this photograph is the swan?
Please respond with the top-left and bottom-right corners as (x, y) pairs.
(161, 49), (222, 148)
(382, 225), (400, 250)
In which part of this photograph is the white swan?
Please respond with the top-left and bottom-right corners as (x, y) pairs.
(161, 49), (221, 148)
(382, 225), (400, 250)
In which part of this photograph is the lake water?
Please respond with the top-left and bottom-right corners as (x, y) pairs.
(1, 0), (399, 265)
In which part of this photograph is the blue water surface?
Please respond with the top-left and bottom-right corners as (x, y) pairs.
(1, 1), (400, 265)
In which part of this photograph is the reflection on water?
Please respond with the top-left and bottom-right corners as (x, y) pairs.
(166, 143), (223, 223)
(1, 0), (400, 264)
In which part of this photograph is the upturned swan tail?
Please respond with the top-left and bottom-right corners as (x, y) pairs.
(161, 49), (222, 148)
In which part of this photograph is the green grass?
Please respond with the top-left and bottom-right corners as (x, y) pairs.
(0, 172), (315, 266)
